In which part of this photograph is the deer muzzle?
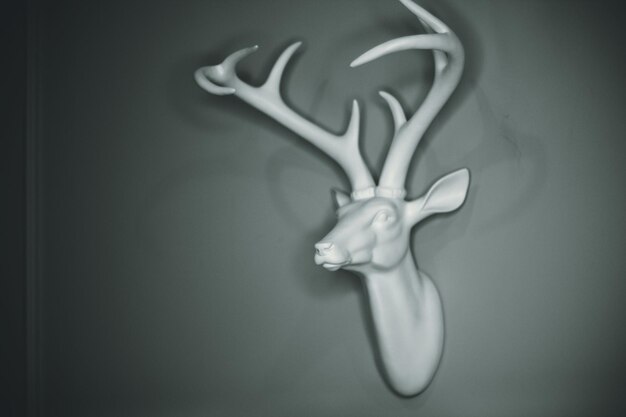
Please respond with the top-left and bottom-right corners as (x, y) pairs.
(314, 242), (351, 271)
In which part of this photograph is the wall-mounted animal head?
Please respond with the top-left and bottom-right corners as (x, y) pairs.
(195, 0), (470, 397)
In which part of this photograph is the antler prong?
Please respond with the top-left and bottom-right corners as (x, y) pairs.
(378, 91), (406, 134)
(194, 45), (259, 95)
(342, 99), (361, 145)
(262, 42), (302, 93)
(350, 34), (455, 68)
(399, 0), (449, 33)
(220, 45), (259, 76)
(194, 67), (235, 95)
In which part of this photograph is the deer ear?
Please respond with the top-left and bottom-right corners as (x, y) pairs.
(331, 188), (352, 208)
(407, 168), (470, 225)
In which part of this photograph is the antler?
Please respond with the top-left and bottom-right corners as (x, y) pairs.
(351, 0), (465, 193)
(195, 42), (376, 196)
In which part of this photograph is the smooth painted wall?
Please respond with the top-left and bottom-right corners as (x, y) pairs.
(36, 0), (626, 416)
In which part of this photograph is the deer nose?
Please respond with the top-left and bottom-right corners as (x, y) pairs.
(315, 242), (334, 256)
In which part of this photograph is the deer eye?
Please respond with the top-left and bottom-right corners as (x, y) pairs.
(373, 210), (395, 225)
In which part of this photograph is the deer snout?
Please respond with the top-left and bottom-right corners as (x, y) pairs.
(314, 241), (350, 271)
(314, 242), (334, 256)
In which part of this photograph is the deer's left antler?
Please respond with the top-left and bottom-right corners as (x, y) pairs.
(195, 42), (376, 196)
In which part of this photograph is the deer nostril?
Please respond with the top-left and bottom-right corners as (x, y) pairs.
(314, 242), (334, 256)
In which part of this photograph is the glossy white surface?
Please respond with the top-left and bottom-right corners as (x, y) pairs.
(195, 0), (469, 396)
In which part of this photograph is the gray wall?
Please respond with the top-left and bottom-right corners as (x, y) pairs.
(35, 0), (626, 416)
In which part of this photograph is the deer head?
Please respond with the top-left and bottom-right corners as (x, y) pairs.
(316, 169), (468, 274)
(195, 0), (469, 396)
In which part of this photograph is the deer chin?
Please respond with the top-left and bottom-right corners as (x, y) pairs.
(321, 261), (350, 272)
(315, 251), (352, 271)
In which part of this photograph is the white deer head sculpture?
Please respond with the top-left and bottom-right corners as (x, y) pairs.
(195, 0), (469, 396)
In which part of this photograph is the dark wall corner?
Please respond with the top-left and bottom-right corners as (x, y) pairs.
(0, 0), (28, 416)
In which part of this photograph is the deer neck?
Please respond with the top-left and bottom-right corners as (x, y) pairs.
(360, 250), (444, 396)
(362, 252), (428, 326)
(364, 251), (422, 295)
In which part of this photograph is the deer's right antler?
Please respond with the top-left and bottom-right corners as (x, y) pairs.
(351, 0), (465, 194)
(195, 42), (376, 196)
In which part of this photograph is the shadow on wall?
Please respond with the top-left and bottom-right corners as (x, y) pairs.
(414, 84), (548, 261)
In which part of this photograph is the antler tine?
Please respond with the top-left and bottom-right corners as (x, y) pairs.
(351, 0), (464, 192)
(195, 42), (375, 194)
(378, 91), (407, 134)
